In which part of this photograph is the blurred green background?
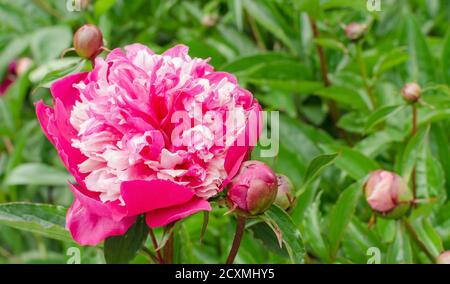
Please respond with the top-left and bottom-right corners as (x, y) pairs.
(0, 0), (449, 264)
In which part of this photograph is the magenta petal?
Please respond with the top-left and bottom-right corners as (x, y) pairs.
(50, 72), (87, 109)
(66, 199), (136, 246)
(121, 179), (195, 216)
(36, 101), (87, 186)
(146, 197), (211, 228)
(224, 146), (248, 183)
(69, 183), (127, 221)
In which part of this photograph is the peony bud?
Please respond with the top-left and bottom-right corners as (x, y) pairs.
(345, 22), (367, 41)
(227, 161), (278, 216)
(201, 14), (219, 27)
(401, 82), (421, 102)
(364, 170), (413, 218)
(437, 251), (450, 264)
(275, 174), (295, 210)
(73, 24), (103, 60)
(16, 58), (33, 76)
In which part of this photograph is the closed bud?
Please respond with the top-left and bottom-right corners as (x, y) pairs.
(201, 14), (219, 27)
(73, 24), (103, 60)
(16, 57), (33, 75)
(227, 161), (278, 216)
(364, 170), (413, 219)
(401, 82), (421, 102)
(345, 22), (367, 41)
(275, 174), (295, 210)
(437, 251), (450, 264)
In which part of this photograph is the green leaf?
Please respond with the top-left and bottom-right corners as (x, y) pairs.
(401, 16), (435, 84)
(94, 0), (117, 16)
(327, 181), (363, 257)
(302, 153), (338, 190)
(386, 221), (413, 264)
(0, 36), (29, 79)
(104, 215), (148, 264)
(243, 0), (295, 52)
(315, 86), (369, 110)
(442, 30), (450, 85)
(31, 26), (72, 63)
(5, 163), (72, 186)
(220, 53), (297, 73)
(398, 126), (430, 182)
(0, 203), (71, 243)
(302, 193), (329, 261)
(291, 0), (320, 18)
(248, 221), (289, 258)
(416, 146), (445, 199)
(264, 205), (305, 263)
(412, 218), (443, 258)
(313, 37), (347, 53)
(319, 144), (379, 180)
(249, 79), (323, 93)
(373, 47), (409, 77)
(365, 105), (404, 132)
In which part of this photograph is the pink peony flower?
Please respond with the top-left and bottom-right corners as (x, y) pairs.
(36, 44), (261, 245)
(364, 170), (412, 216)
(227, 160), (277, 216)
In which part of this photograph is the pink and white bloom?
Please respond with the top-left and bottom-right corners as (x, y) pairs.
(36, 44), (261, 245)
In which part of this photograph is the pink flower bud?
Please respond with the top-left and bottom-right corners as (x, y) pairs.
(16, 58), (33, 76)
(227, 161), (278, 216)
(345, 22), (367, 41)
(275, 174), (295, 210)
(73, 24), (103, 60)
(401, 82), (421, 102)
(201, 14), (219, 27)
(437, 251), (450, 264)
(364, 170), (413, 218)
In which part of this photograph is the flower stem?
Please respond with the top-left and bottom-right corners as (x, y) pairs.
(308, 16), (351, 143)
(149, 228), (164, 264)
(163, 228), (174, 264)
(226, 216), (246, 264)
(355, 42), (376, 109)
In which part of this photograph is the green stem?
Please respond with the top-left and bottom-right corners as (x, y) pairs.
(355, 42), (376, 109)
(149, 228), (164, 264)
(226, 216), (246, 264)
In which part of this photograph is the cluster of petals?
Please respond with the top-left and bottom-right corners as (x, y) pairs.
(36, 44), (261, 245)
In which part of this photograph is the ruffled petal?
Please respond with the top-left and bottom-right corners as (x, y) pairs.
(162, 44), (189, 58)
(146, 197), (211, 228)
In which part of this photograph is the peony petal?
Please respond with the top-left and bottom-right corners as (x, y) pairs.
(66, 198), (136, 246)
(69, 183), (127, 221)
(162, 44), (189, 58)
(121, 179), (195, 216)
(146, 197), (211, 228)
(36, 101), (87, 186)
(50, 72), (87, 110)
